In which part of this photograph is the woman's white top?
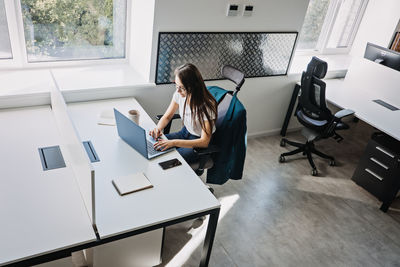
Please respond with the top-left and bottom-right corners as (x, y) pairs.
(172, 91), (216, 137)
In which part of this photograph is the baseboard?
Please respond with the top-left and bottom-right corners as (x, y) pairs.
(248, 126), (303, 139)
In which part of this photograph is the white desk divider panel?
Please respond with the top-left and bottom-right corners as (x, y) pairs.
(326, 58), (400, 140)
(49, 71), (96, 225)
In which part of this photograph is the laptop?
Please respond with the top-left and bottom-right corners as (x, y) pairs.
(114, 108), (173, 159)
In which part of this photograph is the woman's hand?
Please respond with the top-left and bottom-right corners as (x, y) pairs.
(154, 139), (175, 151)
(149, 127), (162, 140)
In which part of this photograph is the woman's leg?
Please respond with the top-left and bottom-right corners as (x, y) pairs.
(165, 127), (200, 164)
(164, 127), (186, 140)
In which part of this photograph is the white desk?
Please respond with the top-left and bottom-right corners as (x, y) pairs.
(0, 106), (96, 266)
(325, 58), (400, 141)
(324, 59), (400, 211)
(67, 97), (221, 266)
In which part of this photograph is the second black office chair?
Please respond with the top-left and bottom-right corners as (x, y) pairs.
(279, 57), (354, 176)
(156, 65), (245, 176)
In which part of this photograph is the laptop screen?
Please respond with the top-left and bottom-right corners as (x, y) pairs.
(114, 108), (148, 158)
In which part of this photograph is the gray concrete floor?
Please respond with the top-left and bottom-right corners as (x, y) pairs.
(157, 120), (400, 267)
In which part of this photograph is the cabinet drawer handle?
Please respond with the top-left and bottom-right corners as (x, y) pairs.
(370, 157), (389, 170)
(365, 168), (383, 181)
(375, 146), (394, 158)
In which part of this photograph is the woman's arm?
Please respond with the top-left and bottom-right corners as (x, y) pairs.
(150, 99), (179, 139)
(154, 120), (213, 151)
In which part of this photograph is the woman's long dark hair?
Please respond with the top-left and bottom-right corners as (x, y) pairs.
(175, 63), (217, 136)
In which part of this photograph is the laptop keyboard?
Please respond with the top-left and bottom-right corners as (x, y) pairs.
(147, 140), (159, 156)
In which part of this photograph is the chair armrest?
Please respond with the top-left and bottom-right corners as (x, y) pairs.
(334, 109), (354, 120)
(193, 145), (220, 156)
(155, 114), (181, 121)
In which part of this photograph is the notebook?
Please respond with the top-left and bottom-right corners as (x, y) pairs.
(112, 172), (153, 196)
(98, 109), (116, 126)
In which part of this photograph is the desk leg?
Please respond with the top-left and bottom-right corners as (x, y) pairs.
(380, 186), (400, 212)
(199, 208), (220, 267)
(280, 83), (301, 137)
(380, 202), (389, 212)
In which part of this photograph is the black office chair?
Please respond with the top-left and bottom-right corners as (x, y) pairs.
(156, 65), (245, 176)
(279, 57), (354, 176)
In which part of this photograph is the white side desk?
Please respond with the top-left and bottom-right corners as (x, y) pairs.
(325, 58), (400, 141)
(325, 59), (400, 211)
(67, 97), (221, 267)
(0, 106), (96, 266)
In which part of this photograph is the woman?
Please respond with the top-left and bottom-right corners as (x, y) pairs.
(150, 63), (217, 164)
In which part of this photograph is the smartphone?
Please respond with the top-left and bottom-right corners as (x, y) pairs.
(159, 158), (182, 170)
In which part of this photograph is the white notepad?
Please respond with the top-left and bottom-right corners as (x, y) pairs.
(112, 173), (153, 196)
(98, 109), (116, 126)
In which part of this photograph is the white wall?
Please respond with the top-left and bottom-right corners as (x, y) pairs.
(135, 0), (309, 136)
(350, 0), (400, 58)
(129, 0), (156, 80)
(150, 0), (309, 81)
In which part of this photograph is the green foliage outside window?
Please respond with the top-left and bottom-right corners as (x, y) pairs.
(298, 0), (330, 50)
(21, 0), (117, 59)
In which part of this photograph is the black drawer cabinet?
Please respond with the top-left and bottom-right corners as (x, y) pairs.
(352, 132), (400, 212)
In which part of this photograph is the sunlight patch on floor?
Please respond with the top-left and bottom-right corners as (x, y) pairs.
(165, 194), (239, 267)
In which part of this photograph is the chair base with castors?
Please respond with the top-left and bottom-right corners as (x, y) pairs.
(279, 136), (335, 176)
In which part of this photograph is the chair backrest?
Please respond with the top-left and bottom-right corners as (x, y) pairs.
(298, 57), (332, 123)
(216, 65), (245, 127)
(221, 65), (245, 94)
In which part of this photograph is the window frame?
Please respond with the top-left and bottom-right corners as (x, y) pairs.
(0, 0), (13, 60)
(0, 0), (130, 69)
(0, 0), (22, 68)
(296, 0), (369, 56)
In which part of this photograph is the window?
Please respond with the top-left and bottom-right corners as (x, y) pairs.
(297, 0), (368, 54)
(0, 0), (12, 59)
(20, 0), (127, 62)
(0, 0), (127, 66)
(326, 0), (365, 49)
(297, 0), (331, 50)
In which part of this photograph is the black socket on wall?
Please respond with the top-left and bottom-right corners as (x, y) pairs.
(229, 4), (239, 10)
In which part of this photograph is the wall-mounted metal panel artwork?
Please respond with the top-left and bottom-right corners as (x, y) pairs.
(156, 32), (298, 84)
